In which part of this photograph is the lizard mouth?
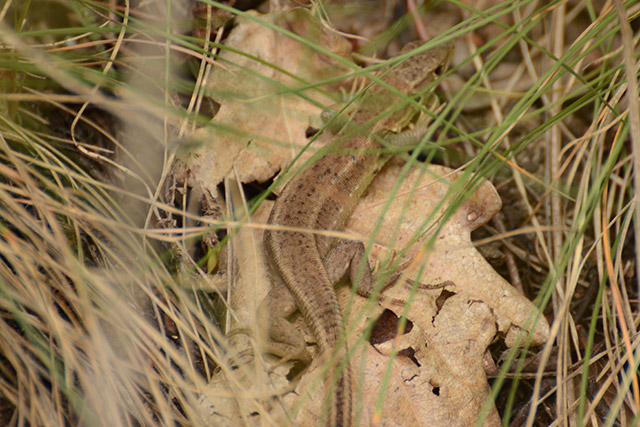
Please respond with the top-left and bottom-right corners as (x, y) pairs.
(422, 92), (440, 112)
(400, 92), (441, 132)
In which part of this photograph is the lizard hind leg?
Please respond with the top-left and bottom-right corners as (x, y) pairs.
(258, 280), (312, 365)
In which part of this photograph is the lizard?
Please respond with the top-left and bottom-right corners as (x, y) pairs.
(264, 40), (453, 426)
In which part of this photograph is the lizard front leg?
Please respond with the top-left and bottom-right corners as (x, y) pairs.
(323, 239), (377, 297)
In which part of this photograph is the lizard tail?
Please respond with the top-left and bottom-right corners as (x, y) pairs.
(325, 345), (353, 427)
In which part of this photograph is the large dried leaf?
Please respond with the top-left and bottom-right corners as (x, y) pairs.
(170, 10), (352, 192)
(289, 160), (549, 426)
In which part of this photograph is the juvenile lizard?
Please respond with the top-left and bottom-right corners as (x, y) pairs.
(264, 41), (452, 426)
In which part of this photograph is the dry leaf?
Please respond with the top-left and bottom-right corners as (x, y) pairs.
(169, 9), (353, 194)
(289, 160), (549, 426)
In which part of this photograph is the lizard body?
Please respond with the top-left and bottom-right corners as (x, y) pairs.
(264, 41), (452, 426)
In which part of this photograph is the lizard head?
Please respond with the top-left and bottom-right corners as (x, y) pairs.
(381, 41), (454, 134)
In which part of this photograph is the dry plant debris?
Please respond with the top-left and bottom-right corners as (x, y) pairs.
(179, 8), (550, 426)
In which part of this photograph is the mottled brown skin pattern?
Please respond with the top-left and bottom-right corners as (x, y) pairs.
(265, 42), (452, 426)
